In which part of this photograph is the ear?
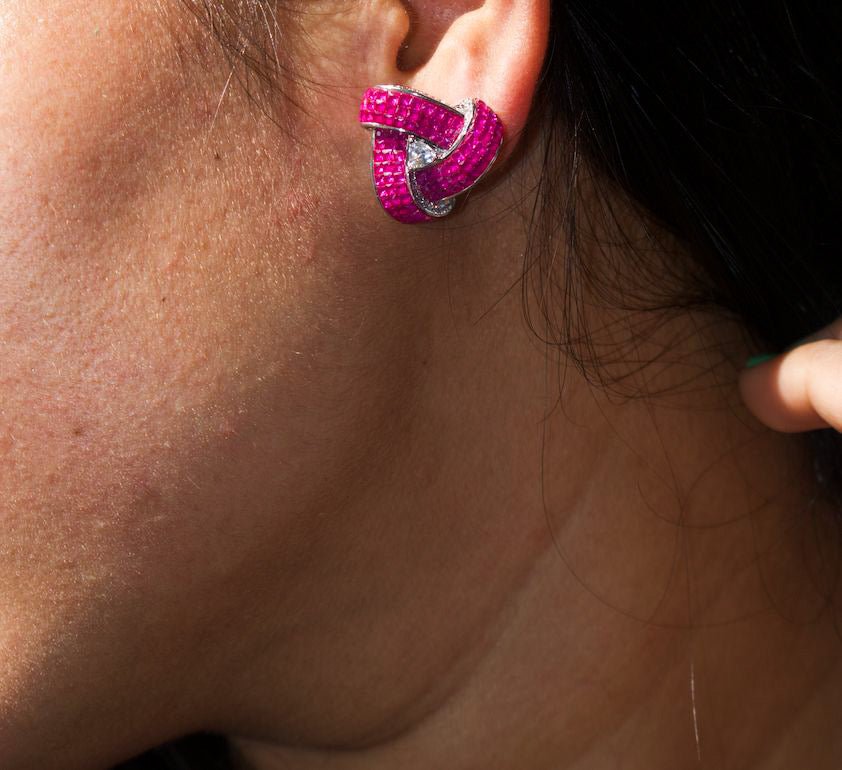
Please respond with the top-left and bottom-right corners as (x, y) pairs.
(367, 0), (551, 161)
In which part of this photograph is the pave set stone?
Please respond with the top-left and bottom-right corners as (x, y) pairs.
(359, 86), (505, 224)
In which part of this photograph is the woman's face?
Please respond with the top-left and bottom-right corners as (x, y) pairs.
(1, 0), (472, 760)
(6, 3), (832, 769)
(1, 2), (566, 765)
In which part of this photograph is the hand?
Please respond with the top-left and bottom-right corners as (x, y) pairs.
(738, 319), (842, 433)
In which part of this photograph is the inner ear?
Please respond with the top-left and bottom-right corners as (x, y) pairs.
(397, 0), (484, 71)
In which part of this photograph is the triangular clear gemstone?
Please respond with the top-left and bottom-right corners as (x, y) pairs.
(406, 137), (439, 170)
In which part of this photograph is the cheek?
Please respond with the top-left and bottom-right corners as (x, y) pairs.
(0, 2), (308, 636)
(0, 3), (211, 562)
(0, 0), (416, 658)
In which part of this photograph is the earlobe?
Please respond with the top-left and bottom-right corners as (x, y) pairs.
(400, 0), (550, 155)
(355, 0), (549, 224)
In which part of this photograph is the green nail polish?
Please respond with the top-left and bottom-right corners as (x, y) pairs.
(744, 353), (775, 369)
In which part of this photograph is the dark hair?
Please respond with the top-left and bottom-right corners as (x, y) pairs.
(115, 1), (842, 767)
(543, 2), (842, 343)
(529, 1), (842, 497)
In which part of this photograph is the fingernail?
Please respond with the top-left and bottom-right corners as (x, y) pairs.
(744, 353), (775, 369)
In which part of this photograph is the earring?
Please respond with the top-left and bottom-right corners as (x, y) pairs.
(359, 85), (504, 224)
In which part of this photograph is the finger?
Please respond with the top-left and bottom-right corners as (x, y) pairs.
(738, 338), (842, 433)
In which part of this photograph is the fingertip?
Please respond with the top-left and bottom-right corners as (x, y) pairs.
(737, 343), (835, 433)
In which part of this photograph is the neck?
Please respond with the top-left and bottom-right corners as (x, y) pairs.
(228, 195), (842, 769)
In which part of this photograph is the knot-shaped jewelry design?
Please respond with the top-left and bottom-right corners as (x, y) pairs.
(359, 85), (504, 224)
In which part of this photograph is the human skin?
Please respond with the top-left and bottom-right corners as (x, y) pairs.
(739, 316), (842, 432)
(1, 1), (841, 769)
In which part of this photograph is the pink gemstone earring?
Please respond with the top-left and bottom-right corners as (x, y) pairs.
(359, 85), (505, 224)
